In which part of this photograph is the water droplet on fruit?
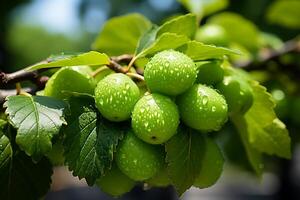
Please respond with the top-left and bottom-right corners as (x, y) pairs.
(99, 99), (104, 105)
(145, 122), (149, 128)
(125, 83), (130, 90)
(202, 96), (208, 105)
(240, 91), (244, 96)
(140, 107), (145, 113)
(212, 106), (216, 112)
(165, 61), (170, 67)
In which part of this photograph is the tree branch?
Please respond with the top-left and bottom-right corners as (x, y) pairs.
(0, 87), (37, 104)
(236, 38), (300, 69)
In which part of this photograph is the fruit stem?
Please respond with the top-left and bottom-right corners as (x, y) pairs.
(125, 56), (137, 72)
(91, 66), (109, 77)
(126, 72), (144, 81)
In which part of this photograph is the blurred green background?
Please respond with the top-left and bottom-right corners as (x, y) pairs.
(1, 0), (298, 72)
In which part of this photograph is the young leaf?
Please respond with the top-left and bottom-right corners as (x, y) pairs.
(244, 82), (291, 158)
(137, 33), (190, 58)
(135, 25), (159, 55)
(4, 95), (67, 161)
(165, 125), (205, 195)
(64, 103), (126, 185)
(267, 0), (300, 29)
(157, 14), (197, 39)
(0, 133), (12, 172)
(92, 13), (152, 56)
(231, 115), (264, 176)
(182, 40), (239, 61)
(179, 0), (228, 18)
(27, 51), (110, 71)
(0, 151), (52, 200)
(194, 137), (224, 188)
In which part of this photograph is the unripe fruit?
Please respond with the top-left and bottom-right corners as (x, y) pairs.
(196, 61), (224, 85)
(194, 138), (224, 188)
(44, 66), (95, 100)
(195, 24), (229, 46)
(116, 131), (164, 181)
(94, 67), (114, 83)
(144, 50), (197, 96)
(217, 75), (253, 114)
(132, 93), (179, 144)
(146, 163), (171, 187)
(96, 164), (135, 196)
(95, 73), (140, 122)
(177, 84), (228, 132)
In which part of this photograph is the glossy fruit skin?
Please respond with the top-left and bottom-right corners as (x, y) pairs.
(116, 131), (164, 181)
(144, 50), (197, 96)
(95, 73), (140, 122)
(44, 66), (95, 100)
(94, 67), (114, 83)
(195, 24), (229, 46)
(96, 164), (136, 196)
(196, 61), (224, 85)
(216, 75), (253, 114)
(177, 84), (228, 132)
(132, 93), (179, 144)
(146, 163), (171, 187)
(194, 137), (224, 188)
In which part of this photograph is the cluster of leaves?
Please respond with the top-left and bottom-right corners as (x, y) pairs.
(0, 6), (294, 200)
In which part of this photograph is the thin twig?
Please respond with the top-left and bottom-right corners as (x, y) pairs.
(126, 72), (145, 81)
(236, 38), (300, 68)
(0, 87), (36, 104)
(91, 66), (110, 77)
(111, 54), (133, 64)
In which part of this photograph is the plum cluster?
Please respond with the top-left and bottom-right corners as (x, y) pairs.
(44, 49), (254, 196)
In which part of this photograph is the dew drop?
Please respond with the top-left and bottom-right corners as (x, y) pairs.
(125, 83), (130, 90)
(145, 122), (149, 128)
(99, 99), (104, 106)
(212, 106), (216, 112)
(202, 96), (208, 105)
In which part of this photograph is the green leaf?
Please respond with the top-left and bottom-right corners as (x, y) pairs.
(0, 134), (12, 172)
(137, 33), (190, 58)
(179, 0), (228, 18)
(27, 51), (110, 71)
(92, 13), (152, 56)
(0, 151), (52, 200)
(194, 137), (224, 188)
(64, 101), (126, 185)
(157, 14), (197, 38)
(4, 95), (67, 161)
(231, 115), (264, 176)
(182, 40), (238, 61)
(244, 81), (291, 158)
(208, 12), (260, 51)
(135, 25), (159, 55)
(267, 0), (300, 29)
(165, 126), (205, 195)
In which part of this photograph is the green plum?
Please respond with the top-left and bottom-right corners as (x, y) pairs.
(144, 50), (197, 96)
(217, 72), (253, 114)
(194, 137), (224, 188)
(146, 163), (171, 187)
(132, 93), (179, 144)
(94, 73), (140, 122)
(196, 61), (224, 85)
(96, 164), (136, 196)
(44, 66), (95, 100)
(177, 84), (228, 132)
(116, 131), (164, 181)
